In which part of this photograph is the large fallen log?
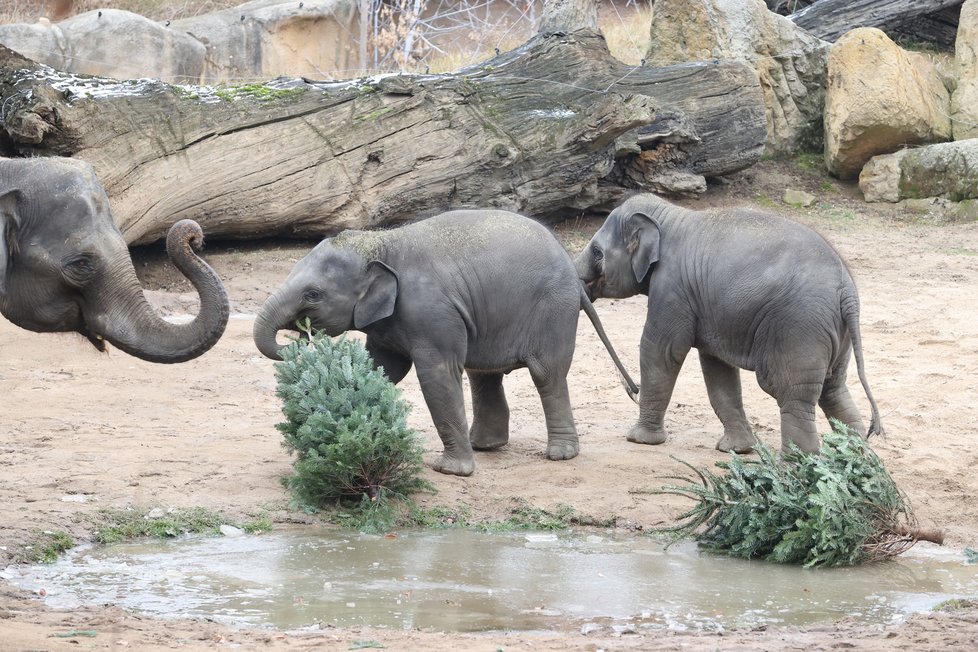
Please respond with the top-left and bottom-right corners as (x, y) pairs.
(0, 31), (765, 246)
(889, 6), (962, 49)
(790, 0), (962, 47)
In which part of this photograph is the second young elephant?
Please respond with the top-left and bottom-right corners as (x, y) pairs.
(575, 193), (883, 454)
(254, 210), (637, 477)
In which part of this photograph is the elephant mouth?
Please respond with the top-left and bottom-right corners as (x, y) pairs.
(83, 330), (108, 353)
(583, 279), (602, 301)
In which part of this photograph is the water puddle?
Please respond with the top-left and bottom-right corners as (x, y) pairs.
(4, 529), (977, 633)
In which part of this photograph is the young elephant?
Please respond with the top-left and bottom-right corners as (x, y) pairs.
(254, 210), (637, 476)
(576, 193), (882, 454)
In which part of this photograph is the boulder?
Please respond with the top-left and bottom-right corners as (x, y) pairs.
(783, 188), (815, 207)
(0, 10), (205, 83)
(952, 0), (978, 140)
(645, 0), (828, 154)
(859, 139), (978, 203)
(0, 0), (357, 84)
(824, 28), (951, 180)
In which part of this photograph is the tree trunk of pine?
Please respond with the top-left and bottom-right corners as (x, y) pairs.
(358, 0), (369, 73)
(0, 32), (765, 246)
(538, 0), (598, 33)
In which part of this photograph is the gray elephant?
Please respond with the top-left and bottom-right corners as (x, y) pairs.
(254, 209), (637, 476)
(575, 193), (882, 454)
(0, 156), (229, 363)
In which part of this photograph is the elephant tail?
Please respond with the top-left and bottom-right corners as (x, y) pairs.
(580, 285), (640, 403)
(842, 289), (884, 438)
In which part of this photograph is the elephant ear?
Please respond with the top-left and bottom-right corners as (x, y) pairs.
(0, 188), (23, 297)
(625, 210), (660, 284)
(354, 260), (399, 329)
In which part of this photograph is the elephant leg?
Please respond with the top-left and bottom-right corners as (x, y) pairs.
(629, 322), (690, 446)
(818, 346), (866, 436)
(699, 352), (754, 453)
(366, 339), (413, 384)
(756, 351), (825, 453)
(468, 371), (510, 450)
(526, 360), (578, 461)
(415, 358), (474, 476)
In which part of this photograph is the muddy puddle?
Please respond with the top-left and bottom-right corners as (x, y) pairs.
(4, 529), (977, 633)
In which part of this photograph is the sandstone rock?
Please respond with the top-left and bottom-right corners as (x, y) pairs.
(859, 139), (978, 203)
(858, 151), (905, 203)
(645, 0), (828, 154)
(783, 188), (815, 207)
(0, 21), (68, 71)
(0, 10), (205, 83)
(173, 0), (358, 83)
(0, 0), (357, 84)
(951, 0), (978, 140)
(824, 28), (952, 180)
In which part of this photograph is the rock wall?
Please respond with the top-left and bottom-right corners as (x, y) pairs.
(0, 0), (357, 85)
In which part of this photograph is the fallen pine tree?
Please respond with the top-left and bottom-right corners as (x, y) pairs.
(652, 424), (944, 568)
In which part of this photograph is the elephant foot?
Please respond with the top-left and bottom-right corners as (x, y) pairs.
(627, 423), (667, 445)
(546, 439), (579, 461)
(470, 426), (509, 451)
(716, 432), (755, 454)
(431, 453), (475, 477)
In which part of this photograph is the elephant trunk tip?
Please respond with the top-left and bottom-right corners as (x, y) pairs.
(253, 319), (290, 361)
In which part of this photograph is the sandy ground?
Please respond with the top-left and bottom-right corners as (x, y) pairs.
(2, 161), (978, 650)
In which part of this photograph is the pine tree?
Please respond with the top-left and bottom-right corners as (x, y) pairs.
(652, 424), (944, 568)
(274, 332), (427, 509)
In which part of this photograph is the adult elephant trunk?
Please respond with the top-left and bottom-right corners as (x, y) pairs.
(96, 220), (230, 364)
(253, 287), (295, 361)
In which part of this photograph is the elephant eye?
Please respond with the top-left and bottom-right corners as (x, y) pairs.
(303, 289), (323, 303)
(63, 255), (97, 286)
(591, 244), (604, 261)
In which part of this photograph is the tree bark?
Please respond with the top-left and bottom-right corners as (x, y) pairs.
(538, 0), (598, 34)
(790, 0), (963, 45)
(0, 32), (765, 246)
(889, 6), (962, 49)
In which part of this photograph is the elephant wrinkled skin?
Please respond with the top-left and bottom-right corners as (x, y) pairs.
(0, 156), (229, 363)
(254, 210), (636, 477)
(576, 193), (883, 454)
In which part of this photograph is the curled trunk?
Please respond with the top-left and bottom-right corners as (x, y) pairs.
(253, 288), (294, 361)
(101, 219), (230, 363)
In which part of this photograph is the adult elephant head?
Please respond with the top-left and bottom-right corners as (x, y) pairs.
(0, 156), (229, 363)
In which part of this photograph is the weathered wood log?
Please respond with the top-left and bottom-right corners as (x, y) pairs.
(0, 31), (765, 246)
(790, 0), (962, 45)
(890, 6), (962, 49)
